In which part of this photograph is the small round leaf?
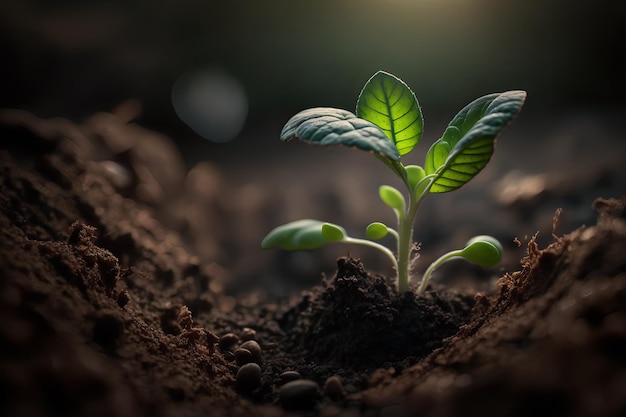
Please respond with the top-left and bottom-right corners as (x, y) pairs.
(322, 223), (347, 242)
(379, 185), (405, 212)
(405, 165), (426, 190)
(460, 235), (503, 267)
(365, 222), (389, 240)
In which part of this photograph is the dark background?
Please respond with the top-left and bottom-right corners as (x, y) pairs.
(1, 0), (624, 160)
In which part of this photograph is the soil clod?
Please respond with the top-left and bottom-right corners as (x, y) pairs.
(279, 257), (475, 370)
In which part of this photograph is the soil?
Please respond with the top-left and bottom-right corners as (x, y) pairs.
(1, 110), (626, 417)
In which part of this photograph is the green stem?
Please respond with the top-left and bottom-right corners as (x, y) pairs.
(386, 227), (399, 241)
(396, 214), (413, 293)
(416, 249), (463, 294)
(396, 174), (437, 293)
(343, 237), (399, 275)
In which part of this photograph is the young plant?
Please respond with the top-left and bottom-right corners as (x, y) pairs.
(262, 71), (525, 294)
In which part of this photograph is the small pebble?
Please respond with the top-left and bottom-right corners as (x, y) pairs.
(234, 348), (253, 366)
(218, 333), (238, 352)
(240, 340), (262, 364)
(279, 379), (321, 410)
(236, 363), (262, 392)
(277, 370), (302, 386)
(323, 375), (345, 401)
(240, 327), (257, 341)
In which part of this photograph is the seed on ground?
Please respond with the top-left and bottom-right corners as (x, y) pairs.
(236, 363), (262, 392)
(277, 370), (301, 386)
(279, 379), (321, 410)
(240, 340), (262, 364)
(323, 375), (345, 400)
(218, 333), (239, 352)
(234, 348), (253, 366)
(240, 327), (257, 341)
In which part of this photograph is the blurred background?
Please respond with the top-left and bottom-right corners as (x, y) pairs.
(1, 0), (624, 296)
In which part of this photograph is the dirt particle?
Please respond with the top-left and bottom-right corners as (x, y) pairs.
(66, 221), (97, 246)
(593, 196), (626, 220)
(178, 305), (193, 330)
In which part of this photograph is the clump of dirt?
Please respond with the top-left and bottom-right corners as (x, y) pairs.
(279, 258), (474, 369)
(35, 221), (126, 305)
(238, 257), (476, 407)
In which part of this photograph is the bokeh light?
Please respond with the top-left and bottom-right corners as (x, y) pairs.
(172, 69), (247, 143)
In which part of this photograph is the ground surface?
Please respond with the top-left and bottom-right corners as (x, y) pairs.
(1, 110), (626, 417)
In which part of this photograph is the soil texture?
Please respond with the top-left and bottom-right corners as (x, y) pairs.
(1, 110), (625, 417)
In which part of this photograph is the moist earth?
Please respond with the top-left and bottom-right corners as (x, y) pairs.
(1, 111), (625, 417)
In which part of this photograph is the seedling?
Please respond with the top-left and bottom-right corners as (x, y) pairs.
(262, 71), (525, 294)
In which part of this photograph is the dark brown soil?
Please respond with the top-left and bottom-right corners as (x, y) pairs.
(1, 110), (625, 417)
(278, 257), (474, 370)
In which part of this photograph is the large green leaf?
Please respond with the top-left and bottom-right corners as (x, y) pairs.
(424, 90), (526, 193)
(280, 107), (400, 162)
(356, 71), (423, 156)
(261, 219), (345, 250)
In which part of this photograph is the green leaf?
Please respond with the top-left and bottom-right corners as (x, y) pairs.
(404, 165), (426, 190)
(379, 185), (405, 212)
(460, 235), (503, 267)
(280, 107), (400, 162)
(356, 71), (423, 156)
(261, 219), (345, 250)
(365, 222), (389, 240)
(425, 90), (526, 193)
(321, 223), (346, 242)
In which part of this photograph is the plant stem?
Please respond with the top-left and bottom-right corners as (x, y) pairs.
(396, 214), (414, 293)
(343, 237), (399, 274)
(416, 249), (463, 294)
(396, 174), (437, 293)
